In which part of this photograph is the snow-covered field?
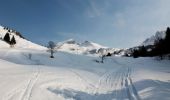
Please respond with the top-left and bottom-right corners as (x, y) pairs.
(0, 47), (170, 100)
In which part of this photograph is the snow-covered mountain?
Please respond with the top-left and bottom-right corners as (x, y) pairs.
(55, 39), (106, 55)
(141, 31), (166, 46)
(0, 25), (46, 50)
(122, 30), (167, 57)
(55, 39), (122, 56)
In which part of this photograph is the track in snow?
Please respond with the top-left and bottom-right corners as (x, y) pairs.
(2, 67), (40, 100)
(94, 66), (140, 100)
(50, 66), (141, 100)
(49, 58), (141, 100)
(2, 58), (140, 100)
(20, 67), (40, 100)
(69, 69), (96, 91)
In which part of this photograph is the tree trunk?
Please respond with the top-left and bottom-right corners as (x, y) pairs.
(50, 49), (54, 58)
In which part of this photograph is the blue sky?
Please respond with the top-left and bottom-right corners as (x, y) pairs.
(0, 0), (170, 48)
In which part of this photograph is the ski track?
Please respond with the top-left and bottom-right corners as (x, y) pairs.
(69, 69), (96, 91)
(3, 67), (40, 100)
(20, 67), (40, 100)
(68, 62), (141, 100)
(93, 59), (141, 100)
(2, 58), (141, 100)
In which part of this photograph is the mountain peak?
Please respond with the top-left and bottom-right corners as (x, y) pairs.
(141, 30), (166, 46)
(65, 39), (76, 44)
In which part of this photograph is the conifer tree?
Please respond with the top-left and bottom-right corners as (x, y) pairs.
(165, 27), (170, 53)
(3, 33), (10, 44)
(10, 35), (16, 46)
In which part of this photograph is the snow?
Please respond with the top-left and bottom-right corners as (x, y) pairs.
(141, 31), (166, 46)
(0, 45), (170, 100)
(0, 25), (170, 100)
(55, 39), (109, 55)
(0, 40), (9, 48)
(55, 39), (123, 57)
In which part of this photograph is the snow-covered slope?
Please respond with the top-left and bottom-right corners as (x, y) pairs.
(141, 31), (166, 46)
(0, 26), (46, 50)
(0, 47), (170, 100)
(0, 39), (9, 48)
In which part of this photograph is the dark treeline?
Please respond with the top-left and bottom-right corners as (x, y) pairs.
(131, 27), (170, 58)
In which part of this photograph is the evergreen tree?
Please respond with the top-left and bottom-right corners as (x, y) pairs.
(132, 49), (139, 58)
(150, 27), (170, 57)
(10, 35), (16, 46)
(106, 52), (112, 56)
(152, 38), (164, 57)
(165, 27), (170, 53)
(165, 27), (170, 40)
(141, 46), (147, 56)
(3, 33), (10, 44)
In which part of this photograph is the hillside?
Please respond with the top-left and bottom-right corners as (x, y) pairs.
(0, 26), (46, 50)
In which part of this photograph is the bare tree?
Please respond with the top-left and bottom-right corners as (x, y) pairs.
(47, 41), (56, 58)
(98, 48), (107, 63)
